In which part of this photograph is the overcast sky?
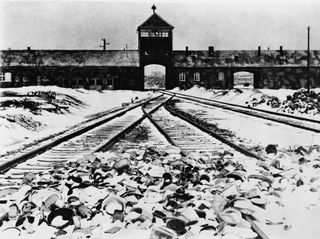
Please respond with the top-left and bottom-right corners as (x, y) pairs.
(1, 0), (320, 51)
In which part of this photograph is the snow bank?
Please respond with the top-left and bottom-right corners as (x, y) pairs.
(173, 86), (320, 120)
(0, 86), (153, 154)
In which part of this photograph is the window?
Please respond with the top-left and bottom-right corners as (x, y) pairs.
(1, 72), (12, 82)
(5, 73), (12, 81)
(140, 31), (169, 38)
(149, 32), (160, 37)
(179, 73), (186, 82)
(218, 72), (224, 81)
(194, 72), (200, 82)
(141, 31), (149, 37)
(107, 79), (114, 90)
(161, 32), (169, 37)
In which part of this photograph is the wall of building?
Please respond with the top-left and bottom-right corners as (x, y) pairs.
(173, 50), (320, 67)
(0, 66), (140, 90)
(256, 67), (320, 89)
(1, 49), (320, 90)
(172, 50), (320, 90)
(174, 67), (320, 90)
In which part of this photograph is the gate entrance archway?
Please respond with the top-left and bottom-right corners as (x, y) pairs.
(233, 71), (254, 89)
(137, 7), (174, 90)
(144, 64), (166, 89)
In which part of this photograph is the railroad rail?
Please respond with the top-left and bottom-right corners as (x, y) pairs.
(143, 103), (270, 239)
(0, 94), (270, 239)
(0, 94), (168, 174)
(159, 90), (320, 133)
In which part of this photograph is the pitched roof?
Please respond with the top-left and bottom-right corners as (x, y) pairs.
(173, 50), (320, 67)
(137, 13), (174, 30)
(0, 50), (140, 67)
(2, 49), (320, 68)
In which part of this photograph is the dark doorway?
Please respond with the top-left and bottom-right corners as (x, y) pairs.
(106, 79), (114, 90)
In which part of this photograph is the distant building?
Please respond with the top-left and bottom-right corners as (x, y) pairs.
(1, 6), (320, 90)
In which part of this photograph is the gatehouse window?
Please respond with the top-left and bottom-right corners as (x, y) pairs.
(0, 73), (4, 82)
(141, 31), (149, 37)
(140, 30), (169, 38)
(161, 32), (169, 37)
(179, 73), (186, 82)
(194, 72), (200, 81)
(150, 32), (160, 37)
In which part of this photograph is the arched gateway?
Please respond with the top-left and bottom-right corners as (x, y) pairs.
(1, 5), (320, 90)
(137, 5), (174, 90)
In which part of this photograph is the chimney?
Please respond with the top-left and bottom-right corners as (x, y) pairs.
(209, 46), (214, 57)
(185, 46), (189, 57)
(258, 46), (261, 56)
(279, 46), (283, 55)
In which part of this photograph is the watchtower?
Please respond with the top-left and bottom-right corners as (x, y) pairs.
(137, 5), (174, 90)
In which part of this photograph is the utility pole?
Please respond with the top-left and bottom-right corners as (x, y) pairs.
(100, 38), (110, 51)
(307, 26), (310, 93)
(125, 44), (128, 57)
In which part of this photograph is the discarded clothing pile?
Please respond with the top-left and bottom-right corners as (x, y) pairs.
(280, 89), (320, 115)
(247, 89), (320, 115)
(0, 144), (320, 239)
(246, 95), (280, 108)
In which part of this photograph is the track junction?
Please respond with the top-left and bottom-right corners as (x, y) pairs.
(0, 90), (319, 239)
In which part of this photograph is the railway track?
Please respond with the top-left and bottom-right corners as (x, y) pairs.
(143, 104), (271, 239)
(0, 94), (169, 175)
(159, 90), (320, 133)
(0, 95), (271, 239)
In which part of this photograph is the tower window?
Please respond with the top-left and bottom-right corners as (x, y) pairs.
(179, 73), (186, 82)
(149, 32), (158, 37)
(194, 72), (200, 81)
(141, 31), (149, 37)
(140, 31), (169, 38)
(161, 32), (169, 37)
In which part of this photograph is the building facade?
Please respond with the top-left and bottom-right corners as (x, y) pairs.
(1, 7), (320, 90)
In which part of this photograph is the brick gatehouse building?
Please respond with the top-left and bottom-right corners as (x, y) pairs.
(1, 6), (320, 90)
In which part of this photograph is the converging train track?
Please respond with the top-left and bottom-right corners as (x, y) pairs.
(0, 94), (168, 175)
(159, 90), (320, 133)
(0, 93), (277, 239)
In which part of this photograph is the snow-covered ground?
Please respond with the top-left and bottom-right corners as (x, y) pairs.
(175, 101), (320, 151)
(0, 86), (153, 155)
(171, 86), (320, 120)
(171, 86), (320, 239)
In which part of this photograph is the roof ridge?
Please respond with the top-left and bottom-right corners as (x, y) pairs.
(153, 12), (173, 28)
(137, 12), (173, 30)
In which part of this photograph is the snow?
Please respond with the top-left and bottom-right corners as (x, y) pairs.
(175, 101), (320, 150)
(172, 86), (320, 121)
(0, 86), (153, 155)
(1, 85), (320, 239)
(170, 86), (320, 239)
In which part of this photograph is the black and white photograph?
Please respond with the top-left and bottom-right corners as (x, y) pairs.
(0, 0), (320, 238)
